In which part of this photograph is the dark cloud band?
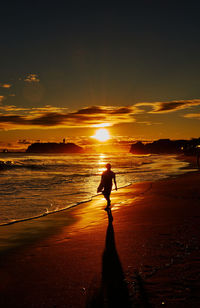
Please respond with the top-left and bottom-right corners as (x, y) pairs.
(0, 99), (200, 130)
(135, 99), (200, 113)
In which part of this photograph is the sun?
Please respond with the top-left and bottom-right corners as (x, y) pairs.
(92, 128), (110, 142)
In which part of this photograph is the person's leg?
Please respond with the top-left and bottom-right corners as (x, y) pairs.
(106, 194), (111, 207)
(103, 190), (111, 209)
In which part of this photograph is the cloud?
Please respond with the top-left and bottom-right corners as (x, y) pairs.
(0, 105), (28, 112)
(0, 105), (138, 130)
(28, 105), (68, 115)
(135, 99), (200, 113)
(24, 73), (40, 83)
(0, 105), (68, 114)
(183, 113), (200, 120)
(0, 98), (200, 131)
(136, 121), (162, 126)
(18, 139), (32, 145)
(0, 83), (12, 88)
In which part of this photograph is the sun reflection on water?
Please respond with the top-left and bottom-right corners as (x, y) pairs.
(98, 153), (107, 173)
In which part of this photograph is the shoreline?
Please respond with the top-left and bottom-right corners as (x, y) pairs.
(177, 153), (199, 169)
(0, 153), (197, 229)
(0, 179), (153, 256)
(0, 154), (198, 257)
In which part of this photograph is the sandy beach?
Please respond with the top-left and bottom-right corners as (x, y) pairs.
(0, 166), (200, 307)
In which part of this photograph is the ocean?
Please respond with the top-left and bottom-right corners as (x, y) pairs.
(0, 153), (191, 225)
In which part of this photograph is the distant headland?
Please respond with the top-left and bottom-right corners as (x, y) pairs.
(130, 138), (200, 155)
(26, 139), (84, 154)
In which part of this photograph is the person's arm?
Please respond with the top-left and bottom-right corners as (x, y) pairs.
(114, 173), (117, 191)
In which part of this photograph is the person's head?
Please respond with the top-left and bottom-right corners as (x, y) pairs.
(105, 163), (111, 170)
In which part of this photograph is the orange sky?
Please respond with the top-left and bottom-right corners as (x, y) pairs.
(0, 97), (200, 151)
(1, 3), (200, 151)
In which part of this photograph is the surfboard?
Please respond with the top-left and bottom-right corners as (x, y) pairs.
(97, 181), (104, 193)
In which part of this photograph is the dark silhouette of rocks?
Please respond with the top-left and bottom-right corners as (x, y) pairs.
(26, 142), (84, 153)
(130, 138), (200, 155)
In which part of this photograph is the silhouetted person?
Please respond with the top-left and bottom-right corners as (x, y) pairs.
(97, 163), (117, 210)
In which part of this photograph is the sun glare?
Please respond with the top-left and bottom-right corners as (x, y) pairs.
(92, 128), (110, 142)
(92, 123), (111, 128)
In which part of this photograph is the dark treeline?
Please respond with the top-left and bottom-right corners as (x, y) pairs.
(130, 138), (200, 155)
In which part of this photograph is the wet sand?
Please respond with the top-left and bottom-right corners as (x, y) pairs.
(0, 170), (200, 307)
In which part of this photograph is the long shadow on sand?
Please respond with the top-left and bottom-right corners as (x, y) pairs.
(86, 209), (131, 308)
